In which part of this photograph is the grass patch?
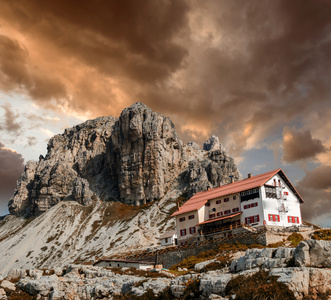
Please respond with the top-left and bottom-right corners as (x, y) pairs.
(169, 243), (264, 274)
(287, 232), (304, 246)
(181, 279), (201, 300)
(303, 221), (321, 230)
(225, 270), (296, 300)
(267, 241), (286, 248)
(169, 249), (218, 272)
(200, 254), (232, 272)
(311, 229), (331, 241)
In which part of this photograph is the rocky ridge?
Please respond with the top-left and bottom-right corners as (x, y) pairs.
(9, 102), (240, 216)
(0, 240), (330, 300)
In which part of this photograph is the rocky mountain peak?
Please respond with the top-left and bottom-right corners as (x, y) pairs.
(203, 135), (221, 151)
(9, 103), (240, 216)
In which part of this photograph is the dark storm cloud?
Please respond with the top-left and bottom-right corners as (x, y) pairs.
(297, 166), (331, 222)
(0, 0), (330, 153)
(0, 0), (189, 115)
(0, 142), (24, 214)
(299, 166), (331, 190)
(282, 127), (327, 162)
(0, 35), (67, 105)
(0, 103), (22, 133)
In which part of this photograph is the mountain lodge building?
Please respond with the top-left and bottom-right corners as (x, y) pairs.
(171, 169), (303, 245)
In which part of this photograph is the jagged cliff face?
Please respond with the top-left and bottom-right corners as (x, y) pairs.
(8, 102), (240, 216)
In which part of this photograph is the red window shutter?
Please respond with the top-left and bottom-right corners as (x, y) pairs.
(257, 215), (260, 222)
(245, 217), (247, 224)
(297, 217), (299, 223)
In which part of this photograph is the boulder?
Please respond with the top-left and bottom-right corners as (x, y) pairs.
(7, 269), (26, 280)
(307, 240), (331, 268)
(0, 280), (15, 292)
(53, 268), (63, 277)
(18, 274), (58, 295)
(195, 259), (217, 271)
(269, 267), (331, 300)
(294, 241), (311, 267)
(294, 240), (331, 267)
(49, 289), (65, 300)
(139, 278), (171, 295)
(199, 273), (233, 297)
(0, 288), (6, 300)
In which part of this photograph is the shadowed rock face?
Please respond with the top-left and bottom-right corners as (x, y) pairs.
(8, 102), (240, 216)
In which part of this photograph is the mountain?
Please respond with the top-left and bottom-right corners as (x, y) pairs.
(0, 102), (240, 271)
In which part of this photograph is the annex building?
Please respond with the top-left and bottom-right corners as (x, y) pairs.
(171, 169), (303, 245)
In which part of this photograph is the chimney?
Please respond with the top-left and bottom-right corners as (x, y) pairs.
(229, 175), (234, 183)
(248, 173), (252, 178)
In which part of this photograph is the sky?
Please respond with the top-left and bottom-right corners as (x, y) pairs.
(0, 0), (330, 227)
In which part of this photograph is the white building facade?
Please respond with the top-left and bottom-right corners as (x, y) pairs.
(158, 230), (177, 246)
(171, 169), (303, 244)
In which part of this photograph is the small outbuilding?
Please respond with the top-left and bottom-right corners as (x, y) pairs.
(158, 230), (177, 246)
(93, 259), (155, 270)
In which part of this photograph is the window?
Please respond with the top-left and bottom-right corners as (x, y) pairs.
(217, 212), (223, 217)
(245, 215), (260, 224)
(244, 204), (250, 209)
(205, 202), (210, 206)
(253, 188), (258, 193)
(188, 215), (195, 220)
(189, 227), (196, 234)
(224, 198), (229, 202)
(251, 202), (258, 208)
(278, 180), (281, 187)
(233, 195), (237, 200)
(248, 190), (252, 195)
(224, 210), (231, 215)
(180, 229), (187, 236)
(216, 200), (221, 204)
(179, 217), (185, 222)
(165, 238), (168, 243)
(232, 207), (239, 213)
(284, 192), (289, 196)
(209, 213), (215, 218)
(241, 192), (246, 196)
(288, 216), (299, 223)
(268, 214), (280, 222)
(273, 179), (276, 186)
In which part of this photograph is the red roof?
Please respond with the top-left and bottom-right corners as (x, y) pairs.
(197, 212), (242, 225)
(171, 169), (303, 217)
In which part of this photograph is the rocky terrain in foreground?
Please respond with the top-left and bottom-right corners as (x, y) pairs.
(0, 239), (330, 300)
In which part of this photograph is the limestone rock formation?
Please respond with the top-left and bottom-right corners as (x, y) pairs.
(203, 135), (221, 151)
(8, 102), (240, 216)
